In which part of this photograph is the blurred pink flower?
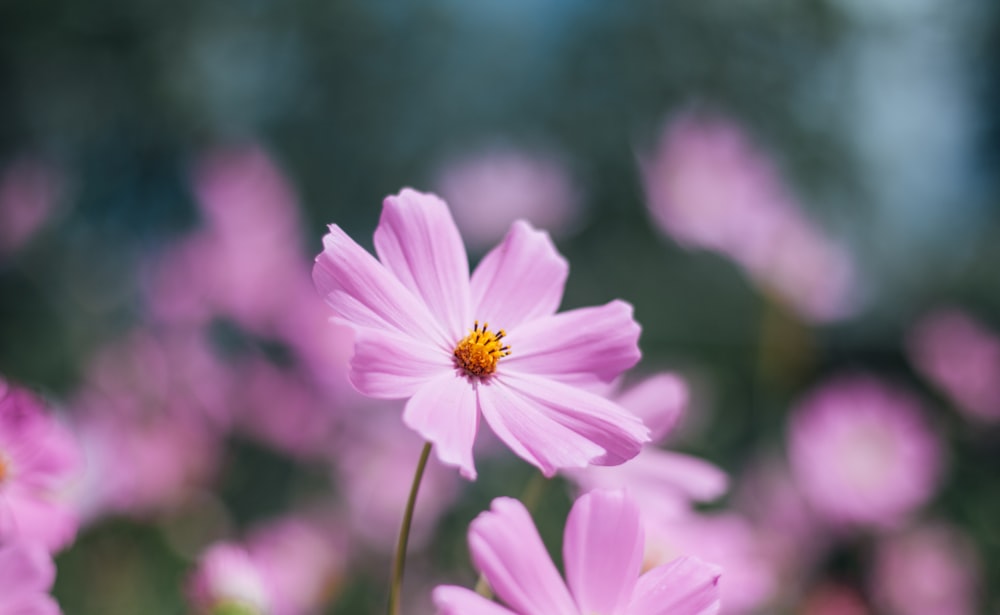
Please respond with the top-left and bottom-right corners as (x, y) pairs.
(0, 157), (62, 256)
(0, 542), (61, 615)
(908, 308), (1000, 422)
(0, 384), (79, 552)
(642, 112), (856, 322)
(642, 512), (777, 615)
(335, 412), (460, 552)
(433, 145), (582, 250)
(188, 542), (272, 615)
(146, 144), (317, 336)
(313, 188), (648, 479)
(564, 373), (728, 517)
(870, 522), (980, 615)
(433, 489), (721, 615)
(246, 514), (350, 615)
(70, 409), (218, 522)
(787, 375), (942, 528)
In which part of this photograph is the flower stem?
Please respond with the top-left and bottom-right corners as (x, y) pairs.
(388, 441), (433, 615)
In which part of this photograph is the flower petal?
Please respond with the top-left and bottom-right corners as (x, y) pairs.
(0, 486), (78, 552)
(348, 328), (451, 399)
(468, 497), (577, 615)
(374, 189), (471, 340)
(433, 586), (518, 615)
(563, 489), (643, 615)
(0, 543), (54, 594)
(469, 220), (568, 331)
(616, 373), (688, 443)
(479, 375), (648, 477)
(627, 556), (722, 615)
(567, 449), (729, 518)
(403, 374), (480, 480)
(313, 224), (448, 347)
(503, 300), (641, 384)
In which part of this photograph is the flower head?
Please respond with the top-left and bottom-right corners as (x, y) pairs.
(787, 375), (942, 528)
(187, 543), (272, 615)
(433, 489), (721, 615)
(312, 189), (649, 479)
(0, 383), (79, 552)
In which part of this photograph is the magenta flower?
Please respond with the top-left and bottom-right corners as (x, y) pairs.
(312, 188), (649, 479)
(787, 375), (942, 528)
(433, 489), (721, 615)
(0, 383), (79, 552)
(0, 542), (61, 615)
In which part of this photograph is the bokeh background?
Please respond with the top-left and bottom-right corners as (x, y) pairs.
(1, 0), (999, 613)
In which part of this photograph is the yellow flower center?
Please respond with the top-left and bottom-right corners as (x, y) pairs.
(453, 321), (510, 377)
(0, 456), (8, 484)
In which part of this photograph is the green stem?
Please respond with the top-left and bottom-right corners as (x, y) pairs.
(388, 441), (433, 615)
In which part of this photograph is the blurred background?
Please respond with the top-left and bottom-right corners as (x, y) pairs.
(1, 0), (999, 613)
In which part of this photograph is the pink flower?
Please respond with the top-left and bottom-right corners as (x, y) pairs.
(335, 411), (460, 552)
(0, 542), (61, 615)
(787, 375), (942, 528)
(643, 513), (777, 615)
(870, 522), (981, 615)
(187, 543), (272, 615)
(433, 489), (721, 615)
(312, 188), (649, 479)
(908, 308), (1000, 422)
(564, 374), (728, 518)
(0, 384), (79, 552)
(641, 113), (856, 322)
(245, 514), (350, 615)
(433, 145), (582, 250)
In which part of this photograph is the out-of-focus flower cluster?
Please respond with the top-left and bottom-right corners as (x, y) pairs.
(0, 102), (994, 614)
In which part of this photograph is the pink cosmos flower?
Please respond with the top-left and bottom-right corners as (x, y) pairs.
(312, 188), (649, 479)
(0, 542), (61, 615)
(335, 411), (460, 552)
(0, 383), (79, 552)
(564, 373), (728, 518)
(433, 145), (582, 250)
(187, 542), (272, 615)
(245, 514), (350, 615)
(908, 308), (1000, 422)
(643, 513), (776, 615)
(433, 489), (721, 615)
(641, 112), (856, 322)
(870, 522), (981, 615)
(787, 375), (942, 528)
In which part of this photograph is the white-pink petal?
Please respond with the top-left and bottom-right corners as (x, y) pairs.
(403, 374), (481, 480)
(469, 497), (578, 615)
(433, 586), (518, 615)
(313, 224), (448, 348)
(563, 490), (644, 615)
(469, 220), (568, 331)
(477, 379), (612, 477)
(348, 328), (451, 399)
(374, 189), (471, 340)
(503, 300), (641, 384)
(628, 556), (722, 615)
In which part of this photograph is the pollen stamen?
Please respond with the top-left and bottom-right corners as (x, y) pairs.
(454, 321), (510, 377)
